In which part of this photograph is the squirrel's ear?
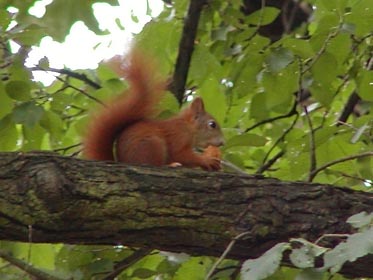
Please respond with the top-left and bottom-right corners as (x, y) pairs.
(190, 97), (205, 113)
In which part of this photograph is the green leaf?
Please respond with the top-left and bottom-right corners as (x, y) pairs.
(225, 134), (268, 149)
(56, 245), (94, 270)
(311, 52), (339, 86)
(262, 62), (299, 111)
(323, 228), (373, 274)
(282, 38), (314, 58)
(197, 78), (226, 125)
(11, 23), (46, 46)
(5, 81), (31, 101)
(319, 0), (348, 14)
(22, 124), (46, 151)
(289, 238), (328, 268)
(136, 19), (181, 71)
(0, 115), (18, 151)
(131, 268), (157, 278)
(174, 257), (211, 280)
(266, 48), (294, 73)
(39, 111), (65, 146)
(347, 212), (373, 229)
(86, 259), (114, 275)
(0, 82), (14, 119)
(156, 259), (179, 274)
(38, 56), (50, 69)
(189, 45), (223, 84)
(41, 0), (106, 42)
(28, 244), (60, 270)
(345, 0), (373, 36)
(0, 10), (11, 30)
(295, 269), (324, 280)
(309, 80), (334, 107)
(245, 7), (281, 26)
(51, 92), (73, 112)
(211, 26), (230, 41)
(241, 242), (290, 280)
(356, 69), (373, 101)
(327, 34), (351, 65)
(12, 102), (44, 127)
(96, 62), (120, 81)
(9, 58), (32, 81)
(250, 93), (269, 121)
(233, 53), (264, 98)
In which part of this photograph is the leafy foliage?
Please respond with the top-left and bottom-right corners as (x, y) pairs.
(0, 0), (372, 279)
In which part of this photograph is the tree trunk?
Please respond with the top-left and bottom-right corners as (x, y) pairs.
(0, 152), (372, 278)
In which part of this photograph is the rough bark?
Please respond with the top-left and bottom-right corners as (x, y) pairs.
(0, 152), (372, 278)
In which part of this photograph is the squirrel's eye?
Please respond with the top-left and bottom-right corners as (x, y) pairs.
(208, 120), (216, 128)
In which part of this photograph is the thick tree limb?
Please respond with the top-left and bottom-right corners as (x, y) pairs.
(0, 152), (372, 278)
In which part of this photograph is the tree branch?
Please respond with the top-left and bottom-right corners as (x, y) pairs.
(0, 152), (372, 278)
(308, 151), (373, 181)
(337, 92), (361, 126)
(102, 248), (152, 280)
(170, 0), (207, 104)
(30, 66), (102, 89)
(0, 249), (63, 280)
(244, 101), (297, 133)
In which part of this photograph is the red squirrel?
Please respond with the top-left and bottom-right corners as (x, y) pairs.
(83, 49), (225, 171)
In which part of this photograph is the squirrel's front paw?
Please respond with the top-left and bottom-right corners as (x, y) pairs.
(201, 156), (221, 171)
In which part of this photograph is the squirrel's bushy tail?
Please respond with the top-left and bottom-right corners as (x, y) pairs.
(83, 49), (165, 161)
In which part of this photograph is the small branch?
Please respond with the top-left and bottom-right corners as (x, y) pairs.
(53, 143), (82, 154)
(170, 0), (207, 104)
(334, 170), (372, 184)
(0, 249), (63, 280)
(30, 66), (102, 89)
(221, 160), (248, 175)
(337, 92), (361, 126)
(205, 232), (250, 280)
(256, 150), (284, 174)
(101, 248), (152, 280)
(302, 24), (342, 74)
(314, 234), (350, 245)
(257, 113), (299, 174)
(245, 101), (297, 133)
(309, 152), (373, 182)
(304, 106), (317, 182)
(243, 0), (267, 42)
(54, 75), (106, 107)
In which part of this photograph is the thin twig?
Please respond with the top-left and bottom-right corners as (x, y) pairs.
(205, 231), (250, 280)
(309, 152), (373, 182)
(53, 143), (82, 154)
(304, 106), (317, 182)
(334, 170), (372, 185)
(30, 66), (101, 89)
(245, 101), (297, 133)
(302, 24), (342, 75)
(221, 160), (248, 175)
(258, 113), (299, 173)
(256, 150), (284, 174)
(54, 75), (106, 107)
(314, 233), (350, 245)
